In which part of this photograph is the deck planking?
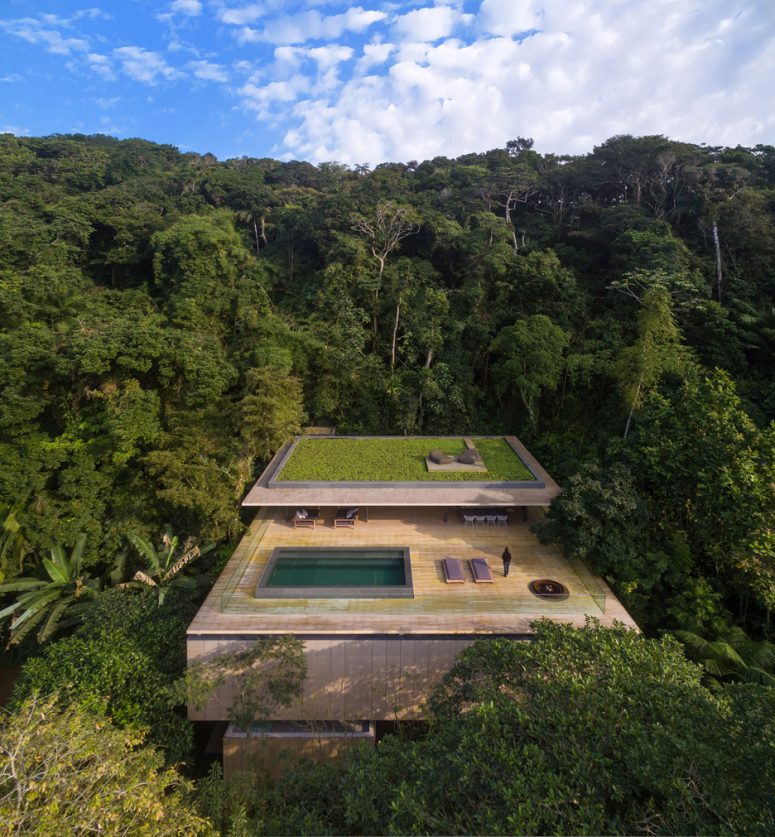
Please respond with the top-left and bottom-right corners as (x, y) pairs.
(188, 507), (638, 637)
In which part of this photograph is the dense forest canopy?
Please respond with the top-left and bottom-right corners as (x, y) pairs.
(0, 130), (773, 640)
(1, 131), (774, 835)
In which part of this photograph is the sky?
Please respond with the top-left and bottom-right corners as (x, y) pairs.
(1, 0), (774, 165)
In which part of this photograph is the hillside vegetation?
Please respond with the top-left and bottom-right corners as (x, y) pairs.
(1, 131), (774, 835)
(1, 131), (773, 637)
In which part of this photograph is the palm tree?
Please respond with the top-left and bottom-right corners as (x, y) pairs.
(0, 534), (99, 646)
(124, 528), (214, 605)
(675, 629), (775, 688)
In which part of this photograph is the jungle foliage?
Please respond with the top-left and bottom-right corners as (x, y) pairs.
(2, 130), (772, 639)
(198, 623), (775, 836)
(1, 131), (774, 833)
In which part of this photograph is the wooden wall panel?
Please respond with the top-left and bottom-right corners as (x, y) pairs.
(188, 636), (478, 722)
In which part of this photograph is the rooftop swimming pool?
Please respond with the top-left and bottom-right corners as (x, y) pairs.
(255, 547), (413, 598)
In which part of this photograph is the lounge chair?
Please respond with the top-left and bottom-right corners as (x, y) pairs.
(334, 507), (359, 528)
(293, 508), (320, 528)
(470, 557), (494, 583)
(442, 557), (465, 583)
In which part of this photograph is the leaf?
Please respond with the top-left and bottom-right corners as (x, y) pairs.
(70, 533), (88, 574)
(43, 556), (69, 584)
(127, 533), (162, 575)
(39, 595), (76, 643)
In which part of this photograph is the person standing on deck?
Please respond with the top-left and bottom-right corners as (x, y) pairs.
(501, 547), (512, 577)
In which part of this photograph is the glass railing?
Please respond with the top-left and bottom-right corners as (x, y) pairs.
(567, 557), (607, 612)
(219, 508), (273, 612)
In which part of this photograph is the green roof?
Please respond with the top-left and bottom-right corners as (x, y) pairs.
(275, 437), (535, 483)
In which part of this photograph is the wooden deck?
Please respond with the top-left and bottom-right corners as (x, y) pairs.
(188, 507), (638, 637)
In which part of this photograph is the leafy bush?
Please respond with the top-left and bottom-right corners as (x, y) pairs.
(256, 622), (775, 836)
(0, 694), (211, 834)
(11, 588), (197, 763)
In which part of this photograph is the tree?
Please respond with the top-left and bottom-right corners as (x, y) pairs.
(123, 527), (214, 605)
(533, 463), (652, 595)
(12, 587), (198, 762)
(240, 366), (306, 462)
(175, 636), (306, 733)
(0, 694), (211, 834)
(490, 314), (568, 426)
(0, 534), (99, 646)
(687, 161), (750, 301)
(615, 283), (692, 437)
(351, 202), (420, 337)
(0, 507), (28, 584)
(259, 622), (775, 836)
(676, 629), (775, 688)
(626, 372), (775, 616)
(12, 627), (193, 763)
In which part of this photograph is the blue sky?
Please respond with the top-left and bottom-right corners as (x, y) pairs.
(1, 1), (774, 165)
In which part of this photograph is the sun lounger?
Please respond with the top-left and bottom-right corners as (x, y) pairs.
(470, 557), (494, 583)
(293, 508), (320, 527)
(334, 507), (359, 527)
(442, 557), (465, 583)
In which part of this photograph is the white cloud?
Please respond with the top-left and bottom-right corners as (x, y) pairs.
(87, 52), (115, 80)
(393, 6), (458, 42)
(479, 0), (540, 37)
(219, 4), (266, 26)
(0, 18), (89, 55)
(96, 96), (119, 108)
(239, 74), (311, 116)
(235, 7), (387, 44)
(356, 41), (395, 74)
(306, 44), (353, 71)
(268, 0), (775, 165)
(113, 46), (182, 84)
(171, 0), (203, 15)
(0, 73), (22, 82)
(189, 59), (229, 82)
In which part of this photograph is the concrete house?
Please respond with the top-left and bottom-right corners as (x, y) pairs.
(186, 434), (636, 776)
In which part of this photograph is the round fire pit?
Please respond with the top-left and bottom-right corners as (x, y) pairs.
(529, 579), (569, 600)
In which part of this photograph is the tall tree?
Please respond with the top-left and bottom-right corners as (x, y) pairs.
(490, 314), (568, 427)
(616, 284), (692, 437)
(351, 202), (420, 338)
(0, 694), (210, 834)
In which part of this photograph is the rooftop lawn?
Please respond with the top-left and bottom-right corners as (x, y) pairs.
(275, 437), (535, 482)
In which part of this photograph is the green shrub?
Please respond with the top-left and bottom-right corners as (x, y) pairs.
(11, 588), (197, 763)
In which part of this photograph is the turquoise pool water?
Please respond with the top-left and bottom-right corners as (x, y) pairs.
(255, 547), (413, 598)
(266, 549), (406, 587)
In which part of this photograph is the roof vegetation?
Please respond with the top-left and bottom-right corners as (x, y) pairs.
(275, 437), (535, 482)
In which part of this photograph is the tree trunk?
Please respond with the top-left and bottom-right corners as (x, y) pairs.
(712, 215), (723, 301)
(390, 300), (401, 371)
(623, 375), (643, 439)
(504, 199), (518, 254)
(372, 257), (386, 339)
(424, 347), (434, 368)
(252, 219), (260, 256)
